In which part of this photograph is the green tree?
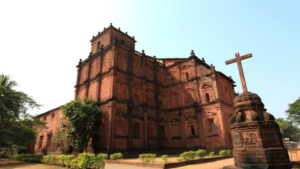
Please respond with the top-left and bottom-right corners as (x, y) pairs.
(286, 97), (300, 125)
(61, 97), (103, 152)
(53, 129), (69, 154)
(275, 118), (300, 142)
(0, 73), (46, 153)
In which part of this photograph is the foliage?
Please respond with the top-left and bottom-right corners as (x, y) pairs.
(0, 154), (8, 158)
(53, 129), (69, 154)
(179, 151), (197, 161)
(275, 118), (300, 142)
(41, 153), (104, 169)
(97, 153), (108, 160)
(226, 149), (233, 155)
(139, 153), (156, 163)
(11, 154), (43, 162)
(209, 151), (215, 157)
(286, 97), (300, 125)
(110, 152), (123, 160)
(219, 150), (227, 156)
(195, 149), (206, 159)
(177, 157), (183, 162)
(0, 74), (46, 149)
(61, 97), (103, 151)
(161, 155), (168, 163)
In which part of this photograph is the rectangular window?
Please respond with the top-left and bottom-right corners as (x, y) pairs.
(210, 121), (215, 133)
(160, 126), (165, 137)
(51, 113), (55, 118)
(39, 136), (44, 148)
(158, 101), (163, 109)
(191, 125), (195, 135)
(46, 135), (51, 148)
(205, 93), (210, 102)
(134, 94), (138, 106)
(186, 73), (189, 80)
(134, 123), (139, 137)
(43, 116), (47, 121)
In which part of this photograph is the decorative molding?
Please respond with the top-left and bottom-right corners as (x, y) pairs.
(186, 115), (197, 121)
(187, 135), (199, 139)
(207, 133), (219, 137)
(171, 136), (181, 140)
(132, 114), (143, 120)
(147, 116), (155, 121)
(116, 112), (127, 118)
(159, 118), (167, 123)
(170, 118), (180, 123)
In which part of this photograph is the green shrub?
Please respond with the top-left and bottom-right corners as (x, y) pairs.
(97, 153), (108, 160)
(0, 154), (8, 158)
(110, 152), (123, 160)
(139, 153), (156, 163)
(196, 149), (206, 159)
(64, 155), (75, 167)
(227, 149), (233, 155)
(11, 154), (43, 162)
(179, 151), (197, 161)
(177, 157), (183, 162)
(219, 150), (227, 156)
(161, 155), (168, 163)
(209, 151), (215, 157)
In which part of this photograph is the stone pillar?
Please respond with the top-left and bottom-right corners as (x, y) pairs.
(224, 92), (290, 169)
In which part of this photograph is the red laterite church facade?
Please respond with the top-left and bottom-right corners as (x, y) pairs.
(33, 24), (236, 155)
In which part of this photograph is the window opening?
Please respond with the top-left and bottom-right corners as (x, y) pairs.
(191, 125), (195, 135)
(158, 101), (163, 109)
(46, 135), (51, 148)
(39, 136), (44, 148)
(210, 121), (215, 133)
(134, 94), (138, 106)
(51, 113), (55, 118)
(205, 93), (210, 102)
(186, 73), (189, 80)
(97, 41), (101, 51)
(160, 126), (165, 137)
(171, 77), (174, 84)
(134, 123), (139, 137)
(121, 40), (124, 45)
(43, 116), (46, 121)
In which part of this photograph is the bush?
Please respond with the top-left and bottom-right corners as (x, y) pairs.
(97, 153), (108, 160)
(209, 151), (215, 157)
(219, 150), (227, 156)
(179, 151), (197, 161)
(64, 155), (75, 167)
(227, 149), (233, 155)
(12, 154), (43, 162)
(0, 154), (8, 158)
(196, 149), (206, 159)
(110, 152), (123, 160)
(139, 153), (156, 163)
(177, 157), (183, 162)
(161, 155), (168, 163)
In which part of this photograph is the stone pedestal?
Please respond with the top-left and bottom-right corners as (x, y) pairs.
(224, 92), (290, 169)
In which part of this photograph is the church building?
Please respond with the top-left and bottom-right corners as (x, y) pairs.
(33, 24), (236, 155)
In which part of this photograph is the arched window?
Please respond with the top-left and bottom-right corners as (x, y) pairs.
(97, 41), (101, 51)
(186, 73), (189, 80)
(205, 93), (210, 102)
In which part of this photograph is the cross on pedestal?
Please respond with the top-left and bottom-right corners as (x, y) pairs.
(225, 53), (252, 93)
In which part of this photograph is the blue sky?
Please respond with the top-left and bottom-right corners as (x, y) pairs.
(0, 0), (299, 120)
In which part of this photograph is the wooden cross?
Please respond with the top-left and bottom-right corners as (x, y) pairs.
(225, 53), (252, 93)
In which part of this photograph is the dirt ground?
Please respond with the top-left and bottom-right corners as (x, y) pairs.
(0, 158), (234, 169)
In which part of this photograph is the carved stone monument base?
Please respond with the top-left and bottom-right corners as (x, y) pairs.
(227, 92), (291, 169)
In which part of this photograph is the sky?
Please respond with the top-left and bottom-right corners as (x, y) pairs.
(1, 0), (299, 120)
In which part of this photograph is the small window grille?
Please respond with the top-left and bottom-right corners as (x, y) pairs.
(134, 123), (139, 137)
(160, 126), (165, 137)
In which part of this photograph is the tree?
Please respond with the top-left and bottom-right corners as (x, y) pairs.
(286, 97), (300, 125)
(53, 129), (69, 154)
(0, 73), (46, 152)
(275, 118), (300, 142)
(61, 97), (103, 152)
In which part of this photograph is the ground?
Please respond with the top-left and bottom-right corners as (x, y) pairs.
(0, 158), (234, 169)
